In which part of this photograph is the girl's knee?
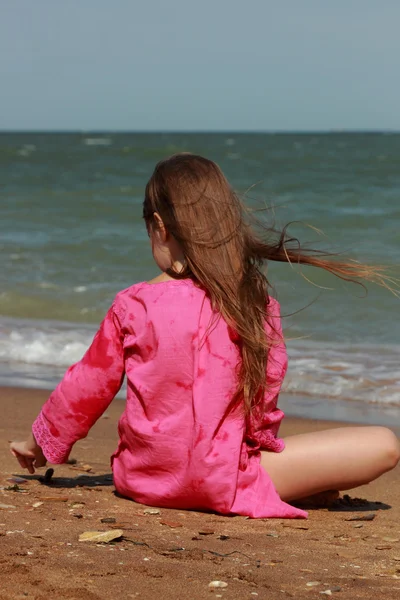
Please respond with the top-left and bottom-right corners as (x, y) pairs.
(373, 427), (400, 471)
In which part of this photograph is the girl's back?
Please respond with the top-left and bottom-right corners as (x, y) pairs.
(112, 279), (303, 518)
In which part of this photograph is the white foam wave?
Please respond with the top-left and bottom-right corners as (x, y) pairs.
(17, 144), (36, 157)
(0, 317), (399, 410)
(83, 138), (112, 146)
(286, 341), (400, 408)
(0, 317), (94, 368)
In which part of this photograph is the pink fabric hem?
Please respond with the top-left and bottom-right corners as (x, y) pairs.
(261, 436), (285, 453)
(32, 412), (71, 464)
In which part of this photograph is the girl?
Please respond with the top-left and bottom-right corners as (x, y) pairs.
(10, 154), (400, 519)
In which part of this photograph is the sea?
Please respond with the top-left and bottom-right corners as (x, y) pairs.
(1, 132), (399, 426)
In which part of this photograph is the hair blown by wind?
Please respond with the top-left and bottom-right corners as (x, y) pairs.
(143, 153), (399, 415)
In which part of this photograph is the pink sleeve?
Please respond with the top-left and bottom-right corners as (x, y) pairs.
(246, 300), (288, 453)
(32, 303), (125, 464)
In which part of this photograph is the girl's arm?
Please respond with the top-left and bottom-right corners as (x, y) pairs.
(11, 302), (125, 470)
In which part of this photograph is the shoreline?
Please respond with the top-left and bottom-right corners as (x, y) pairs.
(279, 393), (400, 429)
(1, 386), (399, 444)
(1, 383), (398, 429)
(1, 386), (399, 599)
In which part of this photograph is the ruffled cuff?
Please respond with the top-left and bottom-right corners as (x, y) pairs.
(247, 429), (285, 453)
(32, 412), (72, 464)
(256, 431), (285, 453)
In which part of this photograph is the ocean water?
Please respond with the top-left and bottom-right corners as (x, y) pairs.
(1, 132), (400, 424)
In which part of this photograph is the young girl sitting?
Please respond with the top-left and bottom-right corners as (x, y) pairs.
(10, 154), (400, 519)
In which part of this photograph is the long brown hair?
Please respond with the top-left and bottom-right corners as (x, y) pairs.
(143, 153), (395, 414)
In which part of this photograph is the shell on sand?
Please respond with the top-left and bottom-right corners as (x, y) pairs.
(78, 529), (124, 543)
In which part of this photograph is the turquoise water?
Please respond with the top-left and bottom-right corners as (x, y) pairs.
(1, 132), (399, 421)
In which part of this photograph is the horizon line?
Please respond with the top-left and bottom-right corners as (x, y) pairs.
(0, 129), (399, 135)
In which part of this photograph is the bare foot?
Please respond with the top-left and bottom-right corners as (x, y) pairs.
(291, 490), (340, 509)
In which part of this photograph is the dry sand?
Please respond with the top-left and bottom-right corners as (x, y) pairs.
(1, 387), (399, 600)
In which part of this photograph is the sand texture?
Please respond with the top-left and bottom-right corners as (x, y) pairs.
(1, 387), (399, 600)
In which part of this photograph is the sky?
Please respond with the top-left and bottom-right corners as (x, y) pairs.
(1, 1), (400, 132)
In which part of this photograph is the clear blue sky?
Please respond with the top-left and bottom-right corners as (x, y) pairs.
(1, 1), (399, 131)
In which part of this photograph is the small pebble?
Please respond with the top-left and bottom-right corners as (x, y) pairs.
(69, 464), (93, 473)
(41, 496), (68, 502)
(306, 581), (321, 587)
(101, 517), (117, 523)
(208, 581), (228, 589)
(6, 477), (28, 484)
(143, 508), (160, 515)
(346, 513), (375, 522)
(199, 528), (214, 535)
(79, 529), (124, 543)
(32, 502), (43, 508)
(160, 520), (183, 528)
(299, 569), (313, 573)
(43, 468), (54, 483)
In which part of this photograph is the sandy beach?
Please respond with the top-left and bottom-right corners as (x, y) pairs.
(1, 387), (399, 600)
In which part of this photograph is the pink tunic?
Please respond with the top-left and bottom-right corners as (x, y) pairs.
(33, 280), (307, 519)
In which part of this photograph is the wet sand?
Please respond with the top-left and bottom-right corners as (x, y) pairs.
(1, 387), (399, 600)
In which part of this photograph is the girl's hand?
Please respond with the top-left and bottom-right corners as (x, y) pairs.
(10, 432), (47, 474)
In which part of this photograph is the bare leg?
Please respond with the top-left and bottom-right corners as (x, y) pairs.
(260, 426), (400, 502)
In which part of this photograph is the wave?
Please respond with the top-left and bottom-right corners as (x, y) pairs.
(285, 340), (400, 406)
(83, 137), (112, 146)
(0, 317), (93, 368)
(1, 316), (399, 409)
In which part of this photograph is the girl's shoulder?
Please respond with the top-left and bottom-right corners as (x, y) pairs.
(111, 278), (200, 321)
(110, 282), (156, 326)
